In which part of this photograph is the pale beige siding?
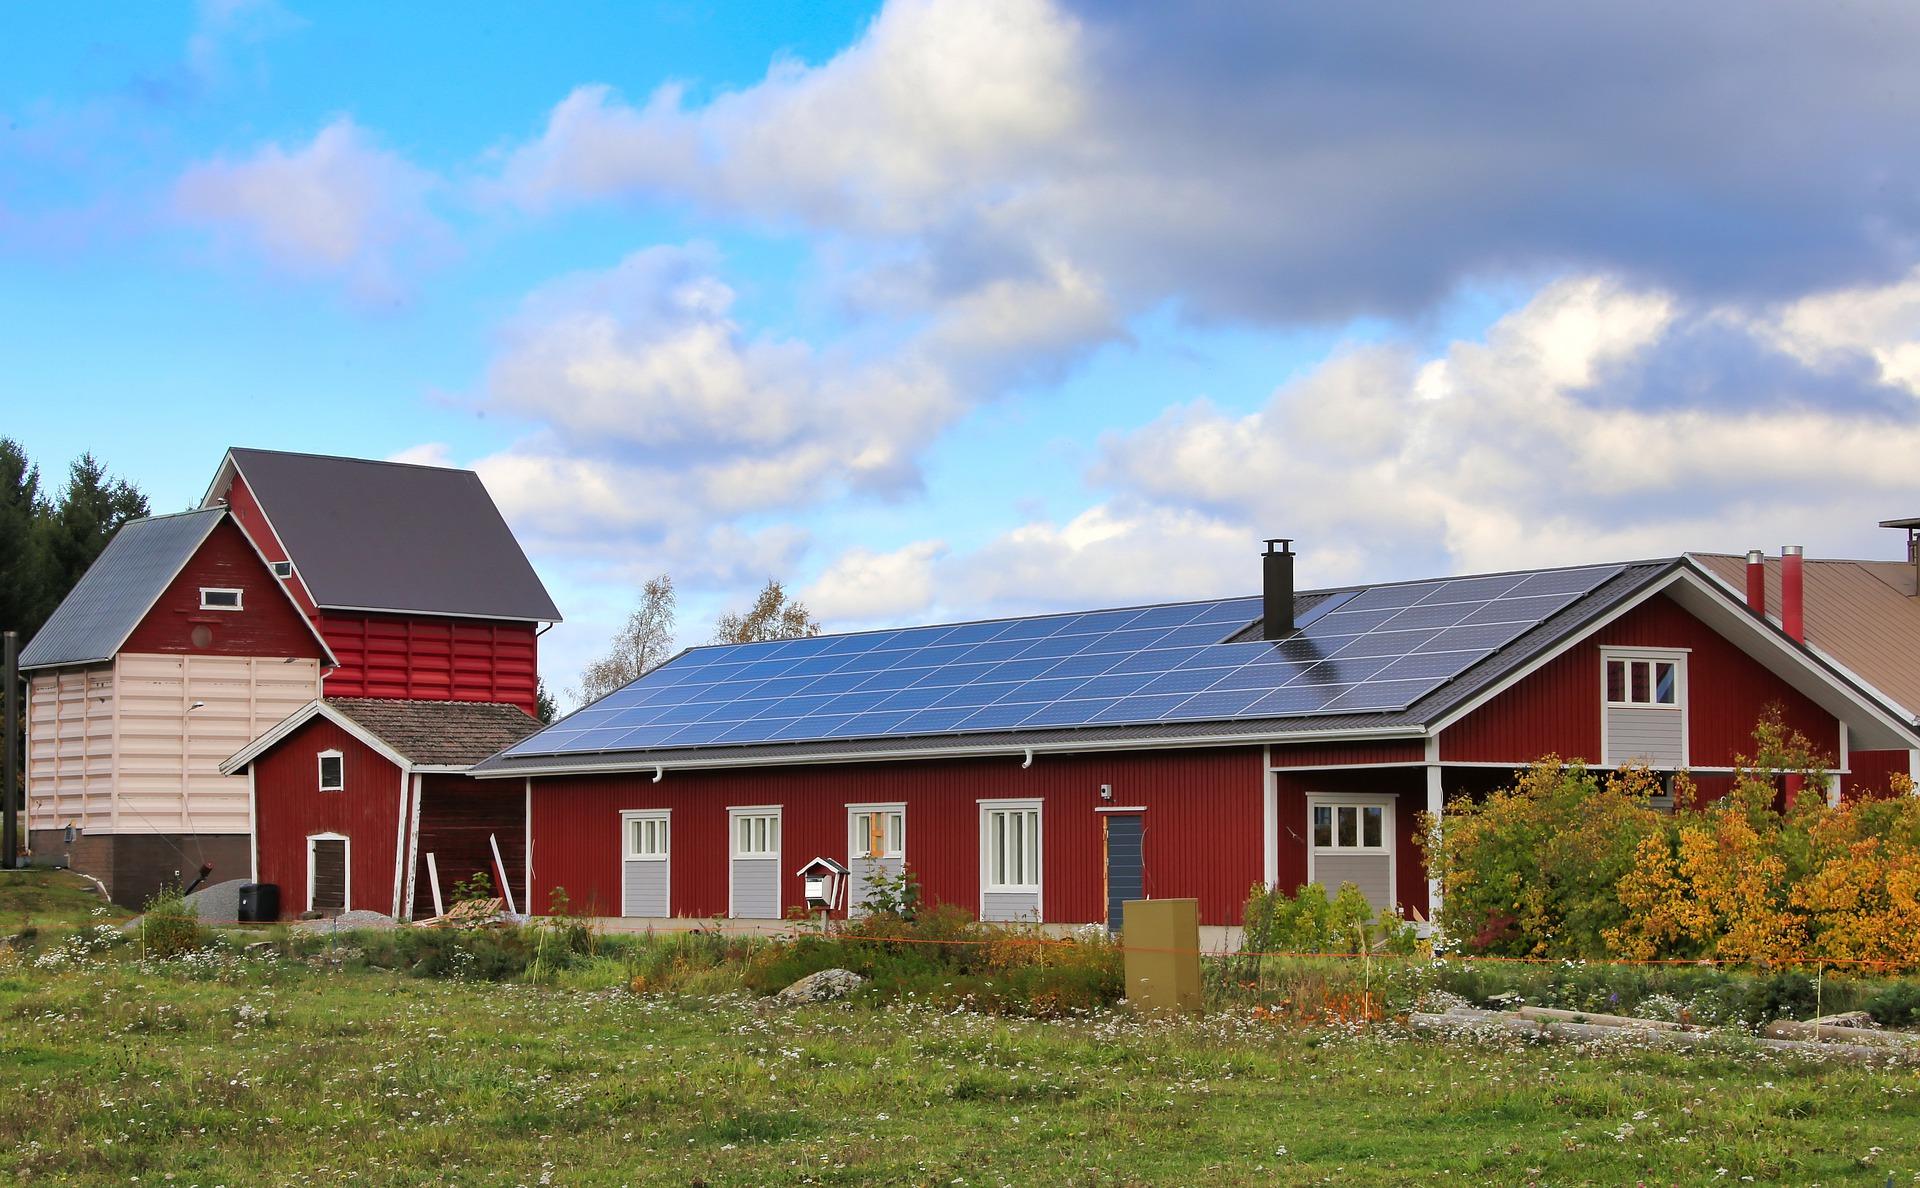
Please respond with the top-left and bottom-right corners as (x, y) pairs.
(112, 655), (322, 835)
(26, 665), (117, 833)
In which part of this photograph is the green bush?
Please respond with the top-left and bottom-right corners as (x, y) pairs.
(139, 888), (206, 960)
(1865, 980), (1920, 1028)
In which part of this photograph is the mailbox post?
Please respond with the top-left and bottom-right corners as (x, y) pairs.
(795, 856), (849, 931)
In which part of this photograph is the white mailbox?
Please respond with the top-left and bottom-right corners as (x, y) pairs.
(795, 856), (850, 913)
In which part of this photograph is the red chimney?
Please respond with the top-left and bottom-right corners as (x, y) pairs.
(1744, 549), (1766, 616)
(1781, 545), (1805, 643)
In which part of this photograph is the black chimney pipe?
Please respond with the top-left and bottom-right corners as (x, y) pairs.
(1262, 539), (1294, 640)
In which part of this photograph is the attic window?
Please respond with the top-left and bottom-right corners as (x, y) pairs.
(317, 750), (344, 793)
(270, 561), (294, 579)
(199, 587), (243, 611)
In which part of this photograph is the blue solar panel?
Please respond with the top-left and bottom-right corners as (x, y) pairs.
(505, 564), (1625, 757)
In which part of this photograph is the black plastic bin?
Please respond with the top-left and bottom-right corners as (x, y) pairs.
(238, 883), (280, 923)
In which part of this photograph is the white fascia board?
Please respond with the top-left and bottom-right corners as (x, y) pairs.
(223, 509), (338, 667)
(464, 724), (1427, 780)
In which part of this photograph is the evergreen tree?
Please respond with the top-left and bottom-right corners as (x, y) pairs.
(32, 453), (150, 633)
(534, 677), (559, 724)
(0, 439), (47, 637)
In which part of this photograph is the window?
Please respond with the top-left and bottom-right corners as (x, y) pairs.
(1604, 654), (1681, 707)
(734, 812), (780, 858)
(984, 804), (1041, 890)
(850, 808), (905, 859)
(1311, 802), (1386, 851)
(199, 587), (243, 610)
(625, 814), (669, 860)
(270, 560), (294, 579)
(317, 750), (344, 793)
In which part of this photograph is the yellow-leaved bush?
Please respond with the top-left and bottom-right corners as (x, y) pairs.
(1425, 711), (1920, 968)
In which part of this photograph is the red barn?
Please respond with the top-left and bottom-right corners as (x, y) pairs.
(473, 548), (1918, 940)
(222, 699), (540, 919)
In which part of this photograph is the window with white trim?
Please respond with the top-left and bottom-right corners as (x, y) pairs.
(199, 587), (243, 610)
(850, 808), (905, 860)
(734, 812), (780, 858)
(625, 814), (669, 860)
(317, 750), (344, 793)
(270, 560), (294, 579)
(983, 805), (1041, 890)
(1310, 802), (1386, 851)
(1604, 653), (1682, 707)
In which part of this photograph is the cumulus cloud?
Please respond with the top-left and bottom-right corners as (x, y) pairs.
(804, 539), (949, 622)
(173, 117), (447, 299)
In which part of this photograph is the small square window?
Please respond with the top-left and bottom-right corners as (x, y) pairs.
(199, 587), (243, 611)
(317, 751), (344, 792)
(271, 560), (294, 579)
(1604, 652), (1684, 708)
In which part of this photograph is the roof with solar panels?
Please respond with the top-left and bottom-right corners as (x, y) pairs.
(478, 554), (1818, 775)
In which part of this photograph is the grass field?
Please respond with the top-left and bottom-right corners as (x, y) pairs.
(4, 942), (1920, 1185)
(0, 868), (128, 931)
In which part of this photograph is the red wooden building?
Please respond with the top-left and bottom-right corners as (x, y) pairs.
(222, 698), (540, 919)
(473, 549), (1919, 937)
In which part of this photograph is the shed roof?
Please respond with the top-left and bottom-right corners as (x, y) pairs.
(207, 448), (561, 623)
(326, 698), (544, 767)
(20, 509), (226, 670)
(1691, 552), (1920, 719)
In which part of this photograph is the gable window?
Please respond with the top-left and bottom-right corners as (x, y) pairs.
(1311, 802), (1387, 851)
(317, 750), (344, 793)
(983, 803), (1041, 891)
(1604, 654), (1682, 707)
(626, 813), (669, 860)
(850, 808), (905, 860)
(199, 587), (244, 611)
(270, 560), (294, 579)
(734, 812), (780, 858)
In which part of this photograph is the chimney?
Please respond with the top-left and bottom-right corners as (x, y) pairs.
(1262, 539), (1294, 640)
(1781, 545), (1805, 643)
(1878, 518), (1920, 595)
(1744, 549), (1766, 616)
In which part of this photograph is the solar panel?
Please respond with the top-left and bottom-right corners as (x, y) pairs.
(505, 564), (1625, 757)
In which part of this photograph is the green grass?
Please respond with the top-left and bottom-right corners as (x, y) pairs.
(0, 868), (126, 931)
(3, 945), (1920, 1184)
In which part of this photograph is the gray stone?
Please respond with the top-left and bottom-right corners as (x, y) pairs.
(773, 967), (865, 1006)
(292, 909), (402, 933)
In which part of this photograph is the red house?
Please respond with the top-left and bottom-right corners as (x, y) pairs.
(471, 546), (1919, 938)
(221, 698), (541, 919)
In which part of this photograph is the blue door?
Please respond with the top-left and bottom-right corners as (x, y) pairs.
(1105, 814), (1144, 934)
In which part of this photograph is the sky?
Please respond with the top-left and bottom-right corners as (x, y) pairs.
(6, 1), (1920, 707)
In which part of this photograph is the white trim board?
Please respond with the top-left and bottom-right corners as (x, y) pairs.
(978, 798), (1044, 921)
(306, 831), (351, 914)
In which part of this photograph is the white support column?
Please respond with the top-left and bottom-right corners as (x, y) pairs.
(1424, 734), (1443, 936)
(1262, 746), (1278, 889)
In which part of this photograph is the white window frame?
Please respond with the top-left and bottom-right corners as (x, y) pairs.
(306, 831), (351, 914)
(847, 802), (906, 861)
(1601, 647), (1687, 710)
(622, 809), (671, 861)
(270, 560), (295, 579)
(317, 749), (345, 793)
(1304, 792), (1395, 895)
(979, 799), (1043, 911)
(731, 807), (782, 859)
(199, 586), (244, 611)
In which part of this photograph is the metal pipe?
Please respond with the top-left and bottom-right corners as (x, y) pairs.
(1781, 545), (1806, 643)
(652, 764), (664, 783)
(2, 630), (17, 870)
(1744, 549), (1766, 616)
(1021, 748), (1033, 769)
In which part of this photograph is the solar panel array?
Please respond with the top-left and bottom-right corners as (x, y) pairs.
(509, 564), (1623, 757)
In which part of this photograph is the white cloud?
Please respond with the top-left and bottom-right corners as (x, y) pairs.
(386, 442), (455, 468)
(173, 117), (447, 299)
(804, 539), (948, 622)
(1766, 267), (1920, 395)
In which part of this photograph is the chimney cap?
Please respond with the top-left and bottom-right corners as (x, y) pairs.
(1263, 538), (1293, 554)
(1745, 549), (1765, 564)
(1782, 544), (1804, 557)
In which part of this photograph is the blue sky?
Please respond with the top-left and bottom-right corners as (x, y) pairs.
(7, 2), (1920, 704)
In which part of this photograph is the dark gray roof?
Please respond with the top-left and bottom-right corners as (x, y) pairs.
(328, 698), (543, 767)
(216, 448), (561, 622)
(19, 509), (226, 670)
(469, 560), (1679, 777)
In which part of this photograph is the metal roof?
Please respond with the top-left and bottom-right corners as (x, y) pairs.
(470, 560), (1680, 777)
(211, 448), (562, 623)
(19, 509), (226, 670)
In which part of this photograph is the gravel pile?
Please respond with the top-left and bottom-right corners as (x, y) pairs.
(292, 910), (403, 933)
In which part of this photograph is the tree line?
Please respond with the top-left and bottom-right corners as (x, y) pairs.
(571, 573), (821, 705)
(1, 438), (151, 644)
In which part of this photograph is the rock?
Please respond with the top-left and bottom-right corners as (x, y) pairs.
(292, 909), (401, 933)
(774, 968), (865, 1006)
(1811, 1011), (1876, 1029)
(244, 940), (279, 957)
(182, 878), (249, 924)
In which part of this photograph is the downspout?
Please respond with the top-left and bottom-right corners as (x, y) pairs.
(1021, 748), (1034, 769)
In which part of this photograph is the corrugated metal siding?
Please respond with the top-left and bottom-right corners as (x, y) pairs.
(25, 665), (116, 832)
(319, 612), (538, 714)
(1270, 740), (1425, 767)
(120, 518), (327, 659)
(254, 717), (404, 918)
(528, 747), (1265, 926)
(1441, 593), (1839, 767)
(410, 775), (526, 918)
(1844, 748), (1912, 799)
(113, 653), (322, 835)
(1272, 768), (1430, 916)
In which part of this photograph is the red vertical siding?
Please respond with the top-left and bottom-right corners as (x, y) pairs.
(1440, 593), (1839, 768)
(1270, 739), (1424, 767)
(252, 717), (404, 919)
(1844, 749), (1912, 800)
(319, 612), (539, 714)
(220, 473), (320, 618)
(120, 518), (325, 659)
(1271, 768), (1430, 917)
(410, 776), (527, 917)
(526, 747), (1266, 927)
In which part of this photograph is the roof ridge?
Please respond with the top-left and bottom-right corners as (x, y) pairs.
(232, 446), (470, 476)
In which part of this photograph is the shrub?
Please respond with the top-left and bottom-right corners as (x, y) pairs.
(1865, 980), (1920, 1029)
(858, 865), (922, 919)
(139, 888), (207, 960)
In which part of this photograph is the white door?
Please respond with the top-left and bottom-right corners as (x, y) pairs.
(620, 811), (670, 917)
(846, 804), (905, 917)
(728, 807), (781, 919)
